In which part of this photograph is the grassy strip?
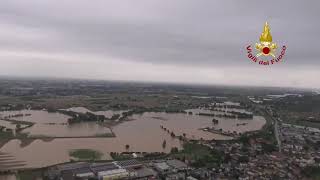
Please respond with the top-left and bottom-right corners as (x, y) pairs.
(0, 132), (13, 148)
(69, 149), (103, 161)
(16, 169), (43, 180)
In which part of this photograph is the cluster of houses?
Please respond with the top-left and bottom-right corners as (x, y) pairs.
(195, 122), (320, 179)
(280, 123), (320, 169)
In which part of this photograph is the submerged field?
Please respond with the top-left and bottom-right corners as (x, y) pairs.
(0, 105), (265, 168)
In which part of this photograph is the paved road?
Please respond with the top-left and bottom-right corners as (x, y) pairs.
(261, 106), (282, 152)
(274, 120), (282, 152)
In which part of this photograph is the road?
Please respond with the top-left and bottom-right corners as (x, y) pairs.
(274, 119), (282, 152)
(259, 105), (282, 152)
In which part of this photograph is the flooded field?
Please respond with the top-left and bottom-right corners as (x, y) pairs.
(0, 175), (17, 180)
(0, 109), (265, 168)
(0, 110), (70, 123)
(64, 107), (126, 119)
(0, 120), (19, 130)
(0, 114), (183, 168)
(185, 108), (261, 133)
(22, 122), (112, 137)
(0, 110), (112, 138)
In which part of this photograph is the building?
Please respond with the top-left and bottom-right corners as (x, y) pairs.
(47, 160), (159, 180)
(97, 168), (129, 180)
(116, 159), (142, 169)
(187, 176), (198, 180)
(91, 162), (129, 180)
(118, 159), (156, 179)
(166, 160), (188, 171)
(73, 167), (95, 179)
(58, 162), (92, 180)
(165, 172), (185, 180)
(154, 162), (170, 174)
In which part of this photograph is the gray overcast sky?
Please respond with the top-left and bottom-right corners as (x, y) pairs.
(0, 0), (319, 88)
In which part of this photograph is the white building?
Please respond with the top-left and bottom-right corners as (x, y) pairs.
(98, 168), (129, 180)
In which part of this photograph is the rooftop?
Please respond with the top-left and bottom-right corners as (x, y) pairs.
(90, 162), (119, 173)
(154, 162), (170, 171)
(58, 162), (89, 172)
(167, 159), (188, 169)
(116, 159), (142, 168)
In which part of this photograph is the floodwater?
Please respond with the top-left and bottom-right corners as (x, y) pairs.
(0, 110), (111, 137)
(0, 175), (17, 180)
(0, 109), (265, 169)
(0, 120), (18, 129)
(0, 114), (183, 168)
(64, 107), (126, 119)
(186, 108), (263, 133)
(22, 122), (112, 137)
(0, 110), (70, 123)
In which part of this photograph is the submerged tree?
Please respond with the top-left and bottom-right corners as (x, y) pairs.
(162, 140), (167, 149)
(125, 144), (130, 151)
(171, 132), (176, 137)
(170, 147), (179, 154)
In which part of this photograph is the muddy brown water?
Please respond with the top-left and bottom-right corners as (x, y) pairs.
(0, 110), (70, 123)
(0, 109), (265, 168)
(0, 110), (111, 137)
(0, 175), (17, 180)
(22, 122), (112, 137)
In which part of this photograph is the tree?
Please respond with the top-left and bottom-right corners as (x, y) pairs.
(171, 132), (176, 137)
(125, 144), (130, 151)
(262, 143), (276, 153)
(110, 114), (120, 120)
(162, 140), (167, 149)
(170, 147), (179, 153)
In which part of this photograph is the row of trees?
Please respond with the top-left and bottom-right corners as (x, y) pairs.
(199, 112), (253, 119)
(58, 110), (106, 123)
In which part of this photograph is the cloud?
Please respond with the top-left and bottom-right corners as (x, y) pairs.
(0, 0), (319, 88)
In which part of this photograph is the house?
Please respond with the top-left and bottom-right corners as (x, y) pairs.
(73, 167), (95, 179)
(166, 160), (188, 171)
(91, 162), (129, 180)
(97, 168), (129, 180)
(116, 159), (142, 169)
(165, 172), (185, 180)
(154, 162), (170, 174)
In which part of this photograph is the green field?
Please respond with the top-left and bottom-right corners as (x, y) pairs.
(69, 149), (103, 160)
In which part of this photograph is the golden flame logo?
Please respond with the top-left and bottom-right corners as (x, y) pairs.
(246, 22), (286, 66)
(255, 22), (277, 57)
